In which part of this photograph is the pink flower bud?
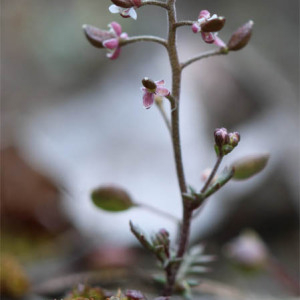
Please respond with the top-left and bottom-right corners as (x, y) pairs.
(228, 132), (240, 147)
(214, 127), (229, 147)
(83, 22), (128, 60)
(83, 24), (114, 48)
(228, 20), (254, 51)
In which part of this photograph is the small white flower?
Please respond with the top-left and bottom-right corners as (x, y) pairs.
(109, 4), (137, 20)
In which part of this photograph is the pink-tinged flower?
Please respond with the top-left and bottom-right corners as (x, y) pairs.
(192, 10), (226, 47)
(141, 78), (170, 109)
(109, 4), (137, 20)
(83, 22), (128, 59)
(103, 22), (128, 59)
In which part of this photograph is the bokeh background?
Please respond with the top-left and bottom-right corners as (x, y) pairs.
(1, 0), (299, 299)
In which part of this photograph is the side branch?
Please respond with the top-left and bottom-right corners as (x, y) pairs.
(140, 0), (168, 9)
(173, 20), (194, 29)
(122, 36), (168, 48)
(181, 48), (228, 70)
(200, 155), (223, 193)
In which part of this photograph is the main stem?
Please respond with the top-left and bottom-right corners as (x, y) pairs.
(163, 0), (193, 295)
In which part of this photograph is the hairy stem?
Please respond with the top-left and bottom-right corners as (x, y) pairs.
(181, 48), (227, 70)
(163, 0), (194, 295)
(173, 20), (194, 29)
(201, 155), (223, 193)
(167, 0), (186, 196)
(122, 36), (168, 48)
(140, 0), (168, 9)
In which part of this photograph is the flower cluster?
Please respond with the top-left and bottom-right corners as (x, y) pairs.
(109, 0), (142, 20)
(83, 22), (128, 60)
(192, 10), (226, 47)
(141, 78), (170, 109)
(214, 128), (240, 155)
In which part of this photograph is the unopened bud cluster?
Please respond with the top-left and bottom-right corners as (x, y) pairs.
(214, 128), (240, 156)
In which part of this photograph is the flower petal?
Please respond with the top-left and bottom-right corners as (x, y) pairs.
(155, 80), (165, 86)
(214, 36), (226, 48)
(156, 86), (170, 97)
(192, 22), (200, 33)
(110, 21), (122, 36)
(107, 47), (121, 60)
(120, 32), (128, 39)
(198, 10), (210, 19)
(109, 4), (121, 13)
(103, 38), (119, 49)
(201, 32), (215, 44)
(127, 7), (137, 20)
(143, 91), (154, 109)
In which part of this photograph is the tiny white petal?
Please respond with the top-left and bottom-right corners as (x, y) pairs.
(109, 5), (121, 13)
(128, 8), (137, 20)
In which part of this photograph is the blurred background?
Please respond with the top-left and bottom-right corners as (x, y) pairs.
(1, 0), (299, 299)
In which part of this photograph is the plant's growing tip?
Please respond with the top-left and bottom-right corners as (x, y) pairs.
(214, 128), (240, 156)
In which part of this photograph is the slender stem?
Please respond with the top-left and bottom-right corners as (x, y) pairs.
(181, 48), (227, 70)
(200, 155), (223, 194)
(193, 166), (233, 219)
(121, 36), (168, 48)
(155, 102), (172, 134)
(137, 202), (179, 224)
(166, 0), (186, 196)
(173, 20), (194, 29)
(140, 0), (168, 9)
(162, 0), (194, 295)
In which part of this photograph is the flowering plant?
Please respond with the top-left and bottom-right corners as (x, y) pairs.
(83, 0), (270, 298)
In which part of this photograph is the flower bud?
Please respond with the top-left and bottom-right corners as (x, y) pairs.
(201, 16), (226, 33)
(83, 24), (112, 48)
(228, 131), (240, 147)
(158, 228), (170, 240)
(232, 153), (270, 180)
(142, 77), (157, 90)
(228, 20), (254, 51)
(214, 127), (229, 147)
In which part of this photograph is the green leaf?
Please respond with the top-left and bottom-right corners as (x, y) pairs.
(232, 153), (270, 180)
(91, 185), (135, 212)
